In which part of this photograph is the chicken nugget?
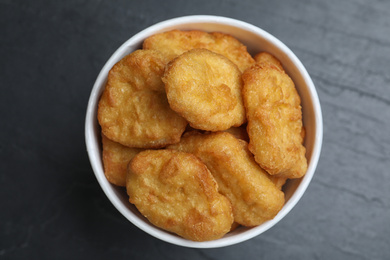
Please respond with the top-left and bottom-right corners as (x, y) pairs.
(127, 149), (233, 241)
(162, 48), (245, 131)
(268, 175), (288, 190)
(253, 52), (284, 71)
(242, 61), (307, 179)
(98, 49), (187, 148)
(143, 30), (255, 72)
(168, 131), (285, 227)
(101, 133), (143, 187)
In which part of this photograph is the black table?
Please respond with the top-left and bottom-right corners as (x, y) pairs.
(1, 0), (389, 259)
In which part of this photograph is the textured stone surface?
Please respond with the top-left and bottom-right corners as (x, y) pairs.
(1, 0), (389, 259)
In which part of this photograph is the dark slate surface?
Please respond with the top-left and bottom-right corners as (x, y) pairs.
(1, 0), (389, 259)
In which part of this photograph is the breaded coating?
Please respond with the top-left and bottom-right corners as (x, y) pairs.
(143, 30), (255, 72)
(101, 134), (143, 187)
(268, 175), (288, 190)
(242, 61), (307, 179)
(127, 149), (233, 241)
(254, 52), (284, 71)
(168, 131), (285, 227)
(98, 50), (187, 148)
(162, 48), (245, 131)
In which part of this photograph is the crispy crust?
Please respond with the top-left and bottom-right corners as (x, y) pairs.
(143, 30), (255, 72)
(127, 149), (234, 241)
(254, 52), (284, 71)
(242, 62), (307, 178)
(162, 48), (245, 131)
(168, 131), (285, 226)
(98, 49), (187, 148)
(101, 133), (143, 186)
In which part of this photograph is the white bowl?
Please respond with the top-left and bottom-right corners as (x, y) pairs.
(85, 15), (323, 248)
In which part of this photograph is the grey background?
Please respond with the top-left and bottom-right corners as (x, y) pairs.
(1, 0), (389, 259)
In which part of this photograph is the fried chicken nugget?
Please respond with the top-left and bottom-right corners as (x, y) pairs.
(101, 133), (143, 187)
(168, 131), (285, 227)
(268, 175), (288, 190)
(254, 52), (284, 71)
(127, 149), (234, 241)
(143, 30), (255, 72)
(242, 60), (307, 179)
(98, 50), (187, 148)
(162, 48), (246, 131)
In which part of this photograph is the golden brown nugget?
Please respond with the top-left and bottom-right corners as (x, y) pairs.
(168, 131), (285, 227)
(98, 50), (187, 148)
(254, 52), (284, 71)
(127, 149), (234, 241)
(143, 30), (255, 72)
(268, 175), (288, 190)
(101, 134), (143, 187)
(163, 48), (246, 131)
(242, 62), (307, 179)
